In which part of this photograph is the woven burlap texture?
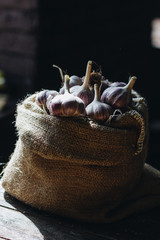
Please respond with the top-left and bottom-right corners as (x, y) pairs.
(1, 91), (150, 223)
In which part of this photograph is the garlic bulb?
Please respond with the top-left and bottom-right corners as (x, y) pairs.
(100, 79), (110, 95)
(48, 75), (85, 117)
(70, 61), (94, 107)
(59, 75), (82, 94)
(101, 76), (137, 110)
(36, 90), (59, 109)
(86, 84), (113, 123)
(69, 75), (83, 86)
(110, 81), (126, 87)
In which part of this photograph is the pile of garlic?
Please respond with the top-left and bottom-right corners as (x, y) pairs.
(36, 61), (137, 123)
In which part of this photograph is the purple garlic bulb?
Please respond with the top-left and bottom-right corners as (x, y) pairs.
(59, 75), (83, 94)
(70, 75), (83, 86)
(101, 76), (137, 110)
(48, 75), (85, 117)
(100, 79), (110, 95)
(70, 61), (94, 107)
(110, 81), (126, 87)
(36, 90), (59, 109)
(86, 83), (113, 123)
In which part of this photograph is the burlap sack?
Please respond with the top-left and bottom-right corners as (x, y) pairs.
(1, 90), (156, 223)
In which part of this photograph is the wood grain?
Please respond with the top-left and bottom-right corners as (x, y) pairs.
(0, 180), (160, 240)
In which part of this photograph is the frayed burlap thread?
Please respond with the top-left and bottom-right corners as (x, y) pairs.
(1, 91), (157, 223)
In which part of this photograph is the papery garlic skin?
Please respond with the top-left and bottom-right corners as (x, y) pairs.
(48, 93), (85, 117)
(100, 79), (110, 95)
(48, 75), (86, 117)
(101, 76), (136, 110)
(70, 61), (94, 107)
(86, 101), (113, 122)
(70, 75), (83, 86)
(101, 88), (130, 110)
(70, 87), (94, 107)
(36, 90), (59, 109)
(86, 84), (113, 123)
(59, 75), (83, 94)
(110, 81), (126, 87)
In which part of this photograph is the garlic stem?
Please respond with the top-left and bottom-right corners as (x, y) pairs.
(133, 97), (144, 103)
(64, 75), (70, 94)
(53, 64), (64, 82)
(83, 60), (92, 89)
(94, 83), (100, 101)
(126, 76), (137, 90)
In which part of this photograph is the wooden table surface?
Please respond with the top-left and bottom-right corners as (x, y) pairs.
(0, 180), (160, 240)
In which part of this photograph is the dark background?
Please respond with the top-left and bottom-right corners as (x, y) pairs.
(36, 0), (160, 122)
(0, 0), (160, 169)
